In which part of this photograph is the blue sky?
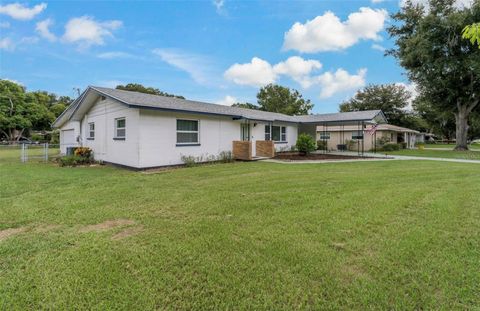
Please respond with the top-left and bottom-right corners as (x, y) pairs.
(0, 0), (415, 113)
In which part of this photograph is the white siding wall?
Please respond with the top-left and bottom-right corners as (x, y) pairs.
(80, 98), (140, 168)
(138, 110), (241, 168)
(59, 120), (80, 154)
(251, 122), (298, 152)
(61, 98), (300, 168)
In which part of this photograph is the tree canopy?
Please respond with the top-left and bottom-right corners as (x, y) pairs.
(340, 84), (412, 126)
(256, 84), (313, 115)
(462, 22), (480, 47)
(388, 0), (480, 150)
(231, 102), (260, 110)
(0, 80), (72, 142)
(116, 83), (185, 99)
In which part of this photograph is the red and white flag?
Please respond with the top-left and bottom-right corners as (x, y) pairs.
(366, 124), (379, 135)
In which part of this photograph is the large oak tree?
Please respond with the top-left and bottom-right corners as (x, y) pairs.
(388, 0), (480, 150)
(339, 84), (414, 127)
(256, 84), (313, 115)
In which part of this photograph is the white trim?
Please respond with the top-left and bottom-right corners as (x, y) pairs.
(176, 118), (200, 145)
(88, 122), (95, 139)
(114, 117), (126, 139)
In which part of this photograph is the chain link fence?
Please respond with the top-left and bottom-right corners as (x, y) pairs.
(0, 144), (61, 163)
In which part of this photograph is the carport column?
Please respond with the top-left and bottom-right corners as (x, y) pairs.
(361, 121), (365, 156)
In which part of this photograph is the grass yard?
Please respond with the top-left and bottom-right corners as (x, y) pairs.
(1, 150), (480, 309)
(385, 148), (480, 160)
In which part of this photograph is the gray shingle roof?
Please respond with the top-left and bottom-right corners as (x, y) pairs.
(53, 86), (387, 127)
(91, 86), (299, 123)
(293, 110), (386, 124)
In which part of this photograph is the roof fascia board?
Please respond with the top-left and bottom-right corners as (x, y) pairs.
(52, 88), (89, 128)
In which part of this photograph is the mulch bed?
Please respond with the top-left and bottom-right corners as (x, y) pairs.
(273, 152), (369, 161)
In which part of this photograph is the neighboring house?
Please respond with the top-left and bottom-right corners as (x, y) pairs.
(53, 86), (386, 169)
(316, 123), (422, 151)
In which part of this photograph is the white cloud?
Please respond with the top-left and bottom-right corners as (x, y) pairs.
(315, 68), (367, 98)
(152, 48), (212, 84)
(36, 18), (57, 42)
(63, 16), (122, 47)
(0, 2), (46, 20)
(20, 36), (39, 44)
(399, 0), (473, 9)
(0, 37), (14, 51)
(273, 56), (322, 88)
(97, 80), (125, 88)
(283, 7), (388, 53)
(396, 82), (418, 111)
(212, 0), (225, 14)
(224, 57), (276, 87)
(97, 51), (134, 59)
(215, 95), (237, 106)
(1, 77), (23, 85)
(224, 56), (365, 98)
(371, 43), (386, 51)
(0, 21), (10, 28)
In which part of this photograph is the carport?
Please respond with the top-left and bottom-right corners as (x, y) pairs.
(296, 110), (388, 156)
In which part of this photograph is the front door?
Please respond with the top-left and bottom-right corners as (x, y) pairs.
(241, 123), (250, 141)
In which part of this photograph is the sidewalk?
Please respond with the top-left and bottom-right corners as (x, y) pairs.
(264, 151), (480, 165)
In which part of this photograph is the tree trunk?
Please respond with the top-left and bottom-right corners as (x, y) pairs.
(454, 108), (469, 150)
(454, 100), (479, 151)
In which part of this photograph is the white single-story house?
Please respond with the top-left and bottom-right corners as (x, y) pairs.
(316, 123), (423, 151)
(53, 86), (387, 169)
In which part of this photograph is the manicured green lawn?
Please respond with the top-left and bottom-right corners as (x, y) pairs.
(385, 148), (480, 160)
(1, 152), (480, 309)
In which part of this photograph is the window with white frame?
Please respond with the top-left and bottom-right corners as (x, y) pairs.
(319, 131), (330, 140)
(176, 119), (199, 144)
(265, 125), (287, 142)
(114, 118), (126, 139)
(352, 130), (363, 140)
(88, 122), (95, 140)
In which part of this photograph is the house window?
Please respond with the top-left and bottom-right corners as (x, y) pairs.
(352, 130), (363, 140)
(265, 125), (287, 142)
(88, 122), (95, 140)
(264, 125), (271, 141)
(319, 131), (330, 140)
(177, 119), (199, 145)
(114, 118), (126, 139)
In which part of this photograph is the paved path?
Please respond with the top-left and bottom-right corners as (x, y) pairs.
(388, 155), (480, 164)
(264, 153), (480, 165)
(424, 147), (480, 151)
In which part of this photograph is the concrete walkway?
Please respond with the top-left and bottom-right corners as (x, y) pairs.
(387, 155), (480, 164)
(264, 151), (480, 165)
(424, 147), (480, 151)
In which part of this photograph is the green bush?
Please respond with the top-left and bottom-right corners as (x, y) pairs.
(376, 136), (391, 147)
(30, 133), (45, 142)
(217, 151), (234, 163)
(181, 155), (198, 167)
(181, 151), (235, 167)
(296, 133), (316, 155)
(74, 147), (93, 158)
(58, 155), (92, 167)
(381, 143), (401, 151)
(316, 140), (327, 151)
(50, 130), (60, 144)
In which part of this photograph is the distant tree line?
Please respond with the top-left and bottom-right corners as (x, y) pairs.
(0, 80), (73, 142)
(116, 83), (185, 99)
